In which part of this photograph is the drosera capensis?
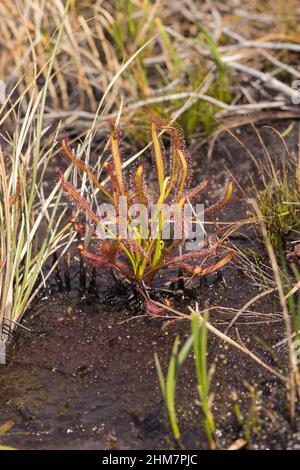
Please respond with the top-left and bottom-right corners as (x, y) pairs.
(59, 120), (234, 314)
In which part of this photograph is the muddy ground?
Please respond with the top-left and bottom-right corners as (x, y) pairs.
(0, 120), (300, 450)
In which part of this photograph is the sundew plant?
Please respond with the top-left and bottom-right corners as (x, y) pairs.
(59, 121), (233, 314)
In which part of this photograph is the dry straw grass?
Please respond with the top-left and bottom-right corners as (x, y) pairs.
(1, 0), (300, 348)
(2, 0), (300, 138)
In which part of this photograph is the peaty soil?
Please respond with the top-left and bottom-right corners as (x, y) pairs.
(0, 265), (298, 450)
(0, 120), (300, 450)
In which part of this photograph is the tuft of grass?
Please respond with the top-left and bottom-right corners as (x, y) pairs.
(280, 253), (300, 340)
(155, 312), (216, 449)
(244, 126), (300, 422)
(197, 27), (231, 105)
(258, 175), (300, 250)
(252, 200), (300, 424)
(155, 334), (193, 445)
(0, 2), (72, 345)
(232, 385), (261, 445)
(248, 126), (300, 250)
(191, 312), (216, 449)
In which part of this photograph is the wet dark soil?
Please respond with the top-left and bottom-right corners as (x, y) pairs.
(0, 283), (293, 450)
(1, 120), (300, 450)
